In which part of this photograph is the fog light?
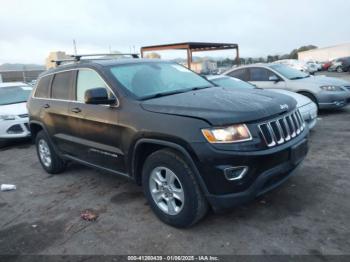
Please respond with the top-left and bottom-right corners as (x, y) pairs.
(224, 166), (248, 181)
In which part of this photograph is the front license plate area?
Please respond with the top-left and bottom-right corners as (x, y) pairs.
(290, 139), (308, 165)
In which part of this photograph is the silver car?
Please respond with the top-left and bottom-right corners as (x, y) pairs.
(223, 63), (350, 109)
(208, 75), (318, 129)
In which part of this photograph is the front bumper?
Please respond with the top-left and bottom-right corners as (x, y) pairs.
(207, 160), (302, 211)
(191, 132), (308, 211)
(317, 91), (350, 109)
(0, 118), (31, 140)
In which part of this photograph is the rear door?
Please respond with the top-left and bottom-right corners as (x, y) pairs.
(247, 67), (286, 90)
(46, 70), (76, 153)
(67, 68), (126, 173)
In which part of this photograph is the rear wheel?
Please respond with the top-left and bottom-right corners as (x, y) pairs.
(36, 130), (66, 174)
(142, 149), (208, 228)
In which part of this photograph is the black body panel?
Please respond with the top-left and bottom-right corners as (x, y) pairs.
(27, 59), (309, 211)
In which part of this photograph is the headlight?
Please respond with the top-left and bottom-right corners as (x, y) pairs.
(202, 124), (252, 143)
(320, 85), (343, 91)
(0, 115), (16, 120)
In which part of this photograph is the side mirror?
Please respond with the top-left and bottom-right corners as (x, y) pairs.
(268, 75), (280, 82)
(84, 88), (116, 105)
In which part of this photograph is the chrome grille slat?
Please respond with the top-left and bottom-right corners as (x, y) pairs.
(291, 113), (300, 135)
(266, 123), (277, 147)
(258, 109), (305, 148)
(287, 115), (296, 137)
(282, 117), (291, 141)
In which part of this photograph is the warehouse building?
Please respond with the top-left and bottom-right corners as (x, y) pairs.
(298, 43), (350, 62)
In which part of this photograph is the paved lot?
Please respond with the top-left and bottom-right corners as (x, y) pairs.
(0, 72), (350, 255)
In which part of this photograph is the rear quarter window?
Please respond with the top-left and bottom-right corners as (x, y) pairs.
(227, 68), (249, 81)
(34, 75), (51, 98)
(51, 71), (74, 100)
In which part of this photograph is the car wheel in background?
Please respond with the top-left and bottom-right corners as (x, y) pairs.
(35, 130), (66, 174)
(142, 149), (208, 228)
(337, 67), (343, 73)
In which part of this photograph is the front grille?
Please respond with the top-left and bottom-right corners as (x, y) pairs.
(18, 114), (29, 118)
(259, 110), (305, 147)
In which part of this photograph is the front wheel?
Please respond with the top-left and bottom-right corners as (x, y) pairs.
(142, 149), (208, 228)
(337, 66), (343, 73)
(36, 130), (66, 174)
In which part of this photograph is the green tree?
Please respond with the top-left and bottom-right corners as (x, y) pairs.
(289, 45), (317, 59)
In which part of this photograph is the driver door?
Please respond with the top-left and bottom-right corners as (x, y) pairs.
(67, 68), (126, 173)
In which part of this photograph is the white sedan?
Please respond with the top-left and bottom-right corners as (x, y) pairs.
(0, 82), (32, 147)
(207, 75), (318, 129)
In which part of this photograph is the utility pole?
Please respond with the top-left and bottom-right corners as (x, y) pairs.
(73, 39), (77, 55)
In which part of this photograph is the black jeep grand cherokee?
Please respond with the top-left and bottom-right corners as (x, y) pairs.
(27, 59), (308, 227)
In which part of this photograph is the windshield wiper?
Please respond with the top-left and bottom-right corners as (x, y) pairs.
(290, 75), (310, 80)
(189, 85), (213, 91)
(141, 90), (187, 100)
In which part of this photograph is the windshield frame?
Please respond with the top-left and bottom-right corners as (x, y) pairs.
(108, 61), (215, 100)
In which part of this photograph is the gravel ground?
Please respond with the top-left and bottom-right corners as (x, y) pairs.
(0, 72), (349, 256)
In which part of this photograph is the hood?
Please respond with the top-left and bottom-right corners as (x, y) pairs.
(269, 89), (311, 107)
(0, 102), (28, 116)
(295, 75), (350, 87)
(141, 87), (297, 125)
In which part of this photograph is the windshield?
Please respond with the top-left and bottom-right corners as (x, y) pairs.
(270, 64), (309, 80)
(109, 62), (214, 99)
(210, 76), (255, 89)
(0, 85), (32, 106)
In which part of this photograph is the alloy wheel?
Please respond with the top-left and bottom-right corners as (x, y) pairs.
(149, 166), (185, 215)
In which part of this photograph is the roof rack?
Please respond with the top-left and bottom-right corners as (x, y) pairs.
(51, 53), (139, 66)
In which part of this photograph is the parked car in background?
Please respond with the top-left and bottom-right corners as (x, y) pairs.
(27, 58), (309, 227)
(0, 82), (32, 147)
(322, 61), (332, 71)
(274, 59), (317, 74)
(224, 64), (350, 109)
(328, 57), (350, 72)
(306, 60), (322, 71)
(274, 59), (308, 73)
(208, 75), (318, 129)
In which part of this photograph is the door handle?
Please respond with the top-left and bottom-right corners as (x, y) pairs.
(43, 104), (50, 109)
(71, 107), (82, 113)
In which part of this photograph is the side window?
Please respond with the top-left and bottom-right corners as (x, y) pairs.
(249, 68), (275, 81)
(76, 69), (112, 102)
(34, 75), (51, 98)
(51, 71), (74, 100)
(228, 69), (248, 81)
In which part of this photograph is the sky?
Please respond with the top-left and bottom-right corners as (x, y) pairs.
(0, 0), (349, 64)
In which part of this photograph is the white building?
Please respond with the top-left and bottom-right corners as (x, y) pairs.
(298, 43), (350, 62)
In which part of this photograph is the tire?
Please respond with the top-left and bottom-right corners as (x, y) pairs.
(35, 130), (66, 174)
(337, 67), (343, 73)
(299, 92), (319, 109)
(142, 149), (208, 228)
